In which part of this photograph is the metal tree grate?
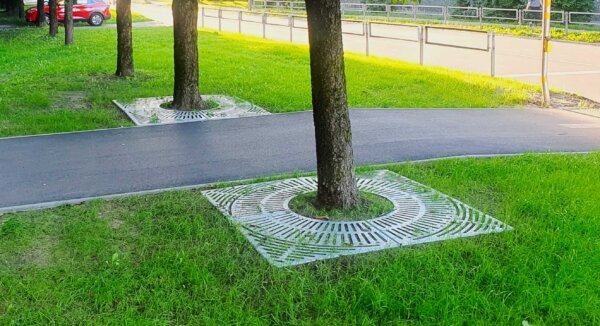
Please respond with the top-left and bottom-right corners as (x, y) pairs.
(113, 95), (270, 126)
(158, 110), (209, 121)
(202, 170), (512, 267)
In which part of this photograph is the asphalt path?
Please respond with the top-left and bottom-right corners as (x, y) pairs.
(1, 109), (599, 212)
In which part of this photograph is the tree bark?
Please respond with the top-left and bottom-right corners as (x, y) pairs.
(48, 0), (58, 36)
(305, 0), (358, 210)
(35, 0), (44, 27)
(116, 0), (134, 77)
(171, 0), (207, 111)
(2, 0), (10, 14)
(64, 0), (73, 45)
(18, 0), (24, 18)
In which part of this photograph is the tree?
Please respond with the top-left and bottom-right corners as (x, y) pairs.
(0, 0), (22, 16)
(48, 0), (58, 37)
(171, 0), (207, 110)
(35, 0), (44, 27)
(64, 0), (73, 45)
(116, 0), (134, 77)
(305, 0), (358, 209)
(18, 0), (24, 18)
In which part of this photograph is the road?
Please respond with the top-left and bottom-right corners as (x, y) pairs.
(131, 3), (600, 102)
(1, 109), (599, 212)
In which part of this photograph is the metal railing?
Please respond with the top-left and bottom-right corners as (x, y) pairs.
(249, 0), (600, 34)
(200, 7), (497, 76)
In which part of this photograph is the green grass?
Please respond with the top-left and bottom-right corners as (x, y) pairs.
(1, 153), (599, 324)
(0, 11), (29, 26)
(105, 9), (153, 24)
(0, 26), (533, 137)
(200, 0), (248, 7)
(150, 0), (248, 7)
(465, 23), (600, 43)
(288, 191), (394, 221)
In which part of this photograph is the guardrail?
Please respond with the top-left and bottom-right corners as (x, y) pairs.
(250, 0), (600, 34)
(200, 7), (497, 76)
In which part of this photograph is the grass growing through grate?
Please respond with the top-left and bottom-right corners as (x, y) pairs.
(0, 26), (533, 137)
(1, 153), (599, 324)
(288, 191), (394, 221)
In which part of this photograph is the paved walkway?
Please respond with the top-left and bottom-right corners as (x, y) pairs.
(1, 109), (599, 212)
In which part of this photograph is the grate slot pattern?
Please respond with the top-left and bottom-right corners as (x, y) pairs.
(202, 170), (512, 267)
(113, 95), (270, 126)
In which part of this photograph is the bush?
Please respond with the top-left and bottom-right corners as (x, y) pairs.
(454, 0), (596, 12)
(347, 0), (598, 14)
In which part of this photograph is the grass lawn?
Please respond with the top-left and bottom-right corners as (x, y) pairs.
(1, 153), (599, 324)
(289, 191), (395, 221)
(151, 0), (249, 7)
(0, 26), (533, 137)
(0, 11), (29, 26)
(105, 9), (153, 24)
(200, 0), (248, 7)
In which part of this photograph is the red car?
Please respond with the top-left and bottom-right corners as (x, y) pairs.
(26, 0), (111, 26)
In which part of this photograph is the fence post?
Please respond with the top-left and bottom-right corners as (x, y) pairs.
(386, 4), (390, 21)
(262, 12), (267, 38)
(443, 6), (448, 23)
(289, 15), (293, 42)
(541, 0), (552, 106)
(518, 9), (522, 25)
(565, 12), (569, 35)
(479, 7), (483, 26)
(201, 7), (205, 28)
(413, 5), (417, 20)
(490, 31), (496, 77)
(363, 4), (367, 19)
(218, 9), (222, 31)
(365, 21), (370, 56)
(419, 26), (424, 65)
(247, 0), (252, 11)
(238, 11), (242, 33)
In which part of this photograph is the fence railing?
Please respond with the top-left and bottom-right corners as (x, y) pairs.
(200, 7), (497, 76)
(249, 0), (600, 34)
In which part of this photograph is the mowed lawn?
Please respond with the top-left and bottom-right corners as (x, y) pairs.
(0, 26), (532, 137)
(1, 153), (599, 324)
(106, 10), (153, 24)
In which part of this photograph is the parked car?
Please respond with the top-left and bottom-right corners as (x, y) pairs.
(26, 0), (111, 27)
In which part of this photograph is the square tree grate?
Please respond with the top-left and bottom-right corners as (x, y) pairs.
(113, 95), (270, 126)
(202, 170), (512, 267)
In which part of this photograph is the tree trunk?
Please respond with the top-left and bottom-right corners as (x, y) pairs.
(116, 0), (134, 77)
(48, 0), (58, 36)
(305, 0), (359, 210)
(2, 0), (10, 14)
(171, 0), (207, 111)
(18, 0), (24, 18)
(64, 0), (73, 45)
(3, 0), (13, 13)
(35, 0), (44, 26)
